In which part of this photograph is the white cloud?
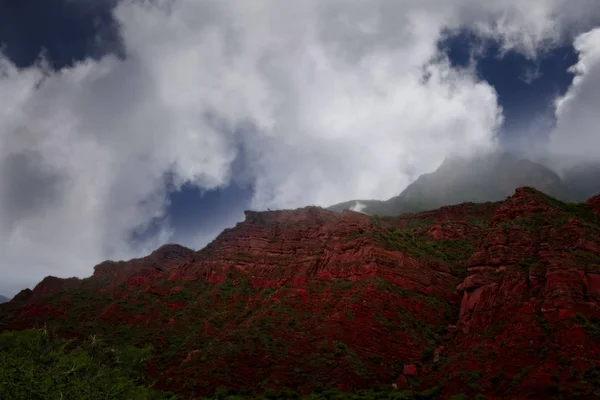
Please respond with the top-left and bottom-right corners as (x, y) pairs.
(350, 202), (367, 214)
(549, 28), (600, 166)
(1, 0), (599, 295)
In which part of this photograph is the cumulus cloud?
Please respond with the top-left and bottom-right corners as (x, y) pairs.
(549, 28), (600, 167)
(1, 0), (599, 295)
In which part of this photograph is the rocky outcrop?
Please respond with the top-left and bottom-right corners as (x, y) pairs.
(2, 187), (600, 399)
(91, 243), (195, 291)
(429, 188), (600, 398)
(173, 207), (459, 291)
(587, 194), (600, 215)
(10, 288), (33, 303)
(30, 276), (80, 301)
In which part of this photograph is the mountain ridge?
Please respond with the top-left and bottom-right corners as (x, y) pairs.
(2, 187), (600, 399)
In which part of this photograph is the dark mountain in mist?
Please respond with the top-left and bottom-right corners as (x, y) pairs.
(329, 151), (597, 215)
(560, 162), (600, 202)
(0, 295), (9, 304)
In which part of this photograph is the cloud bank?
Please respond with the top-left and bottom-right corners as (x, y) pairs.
(0, 0), (599, 295)
(549, 28), (600, 166)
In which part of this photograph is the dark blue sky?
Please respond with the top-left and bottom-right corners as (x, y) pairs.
(438, 29), (578, 151)
(0, 0), (579, 248)
(0, 0), (122, 68)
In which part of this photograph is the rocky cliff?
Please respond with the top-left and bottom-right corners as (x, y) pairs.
(587, 195), (600, 215)
(1, 188), (599, 399)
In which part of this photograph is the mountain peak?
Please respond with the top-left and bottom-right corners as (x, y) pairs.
(10, 288), (33, 303)
(329, 152), (573, 216)
(150, 243), (194, 261)
(512, 185), (546, 198)
(30, 276), (80, 300)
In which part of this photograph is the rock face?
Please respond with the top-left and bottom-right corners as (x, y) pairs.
(30, 276), (81, 300)
(430, 188), (600, 398)
(1, 188), (600, 399)
(587, 194), (600, 215)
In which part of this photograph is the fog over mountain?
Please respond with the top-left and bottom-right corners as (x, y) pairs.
(329, 151), (599, 215)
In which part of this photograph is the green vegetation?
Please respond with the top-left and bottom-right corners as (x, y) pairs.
(334, 342), (349, 356)
(427, 239), (477, 263)
(582, 366), (600, 391)
(466, 370), (482, 392)
(365, 277), (454, 320)
(0, 329), (176, 400)
(509, 365), (535, 389)
(491, 190), (600, 236)
(518, 258), (536, 271)
(202, 386), (441, 399)
(467, 216), (489, 229)
(528, 190), (600, 229)
(533, 191), (600, 226)
(367, 226), (472, 275)
(575, 313), (600, 341)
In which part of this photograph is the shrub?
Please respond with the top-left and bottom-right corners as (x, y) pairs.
(0, 329), (176, 400)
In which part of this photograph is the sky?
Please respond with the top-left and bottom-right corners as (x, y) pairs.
(1, 0), (600, 296)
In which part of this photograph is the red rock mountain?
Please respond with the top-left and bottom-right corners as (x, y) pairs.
(1, 187), (600, 399)
(587, 194), (600, 215)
